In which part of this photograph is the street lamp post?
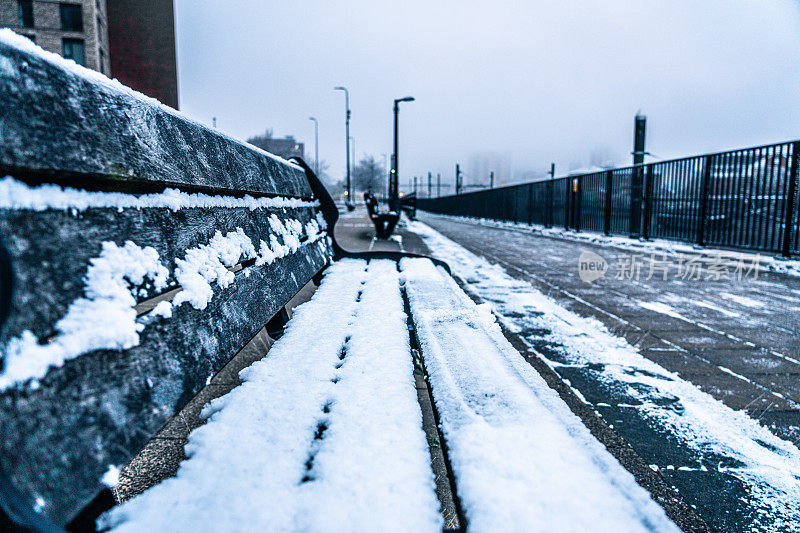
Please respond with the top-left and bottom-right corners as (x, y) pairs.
(333, 87), (352, 207)
(308, 116), (319, 176)
(349, 136), (356, 195)
(391, 96), (415, 210)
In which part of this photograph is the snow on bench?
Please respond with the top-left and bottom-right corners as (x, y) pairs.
(99, 259), (442, 531)
(0, 30), (683, 531)
(100, 256), (678, 532)
(400, 258), (679, 532)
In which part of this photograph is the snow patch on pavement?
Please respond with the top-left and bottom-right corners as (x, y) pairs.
(719, 292), (766, 309)
(688, 300), (741, 318)
(638, 301), (689, 321)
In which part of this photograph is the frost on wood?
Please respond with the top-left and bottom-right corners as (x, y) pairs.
(0, 241), (168, 390)
(171, 229), (256, 310)
(0, 177), (318, 212)
(0, 216), (329, 390)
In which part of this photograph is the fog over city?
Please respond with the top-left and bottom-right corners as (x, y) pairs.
(175, 0), (800, 188)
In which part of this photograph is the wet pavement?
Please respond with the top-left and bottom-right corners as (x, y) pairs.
(415, 212), (800, 532)
(418, 212), (800, 446)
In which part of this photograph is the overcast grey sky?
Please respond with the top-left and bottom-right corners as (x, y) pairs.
(174, 0), (800, 187)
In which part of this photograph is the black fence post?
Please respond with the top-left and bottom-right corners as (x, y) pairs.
(642, 165), (654, 240)
(783, 141), (800, 257)
(603, 170), (613, 235)
(527, 182), (533, 225)
(575, 176), (582, 232)
(547, 178), (554, 228)
(565, 177), (570, 230)
(629, 168), (643, 238)
(697, 154), (713, 247)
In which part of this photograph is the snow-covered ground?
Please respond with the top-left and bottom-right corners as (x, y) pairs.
(408, 220), (800, 531)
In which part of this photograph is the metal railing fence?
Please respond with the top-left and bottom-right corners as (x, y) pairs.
(417, 140), (800, 257)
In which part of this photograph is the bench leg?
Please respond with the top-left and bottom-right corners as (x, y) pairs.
(266, 307), (291, 340)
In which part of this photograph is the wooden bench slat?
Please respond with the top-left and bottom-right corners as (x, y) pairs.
(0, 180), (332, 526)
(0, 204), (321, 345)
(0, 38), (312, 198)
(99, 259), (443, 532)
(0, 239), (330, 526)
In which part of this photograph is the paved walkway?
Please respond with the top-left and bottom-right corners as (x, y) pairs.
(334, 205), (429, 254)
(414, 212), (800, 531)
(418, 212), (800, 446)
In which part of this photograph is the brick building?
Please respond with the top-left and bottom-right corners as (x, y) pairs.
(1, 0), (178, 108)
(0, 0), (111, 75)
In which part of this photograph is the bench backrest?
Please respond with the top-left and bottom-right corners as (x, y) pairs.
(0, 31), (333, 529)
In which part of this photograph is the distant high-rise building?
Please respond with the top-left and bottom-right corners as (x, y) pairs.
(468, 151), (512, 188)
(0, 0), (178, 109)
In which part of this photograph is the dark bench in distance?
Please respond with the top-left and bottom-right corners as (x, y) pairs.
(363, 192), (400, 239)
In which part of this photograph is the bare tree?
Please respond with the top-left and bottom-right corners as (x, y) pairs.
(353, 155), (386, 195)
(309, 159), (345, 194)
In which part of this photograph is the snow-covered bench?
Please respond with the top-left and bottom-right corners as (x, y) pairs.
(0, 32), (446, 531)
(0, 32), (681, 533)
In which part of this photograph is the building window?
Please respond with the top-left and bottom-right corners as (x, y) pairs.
(18, 1), (34, 28)
(62, 38), (85, 66)
(60, 3), (83, 32)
